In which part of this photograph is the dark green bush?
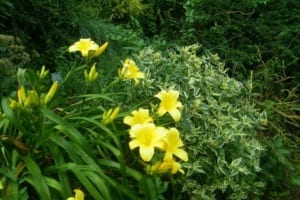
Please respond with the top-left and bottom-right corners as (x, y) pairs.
(0, 0), (146, 71)
(0, 34), (31, 96)
(183, 0), (299, 81)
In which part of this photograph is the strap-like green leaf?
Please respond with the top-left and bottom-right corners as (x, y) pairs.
(22, 156), (52, 200)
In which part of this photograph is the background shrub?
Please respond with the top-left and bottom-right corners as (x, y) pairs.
(134, 44), (267, 199)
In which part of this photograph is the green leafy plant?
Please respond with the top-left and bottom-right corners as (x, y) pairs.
(0, 38), (189, 200)
(134, 44), (267, 199)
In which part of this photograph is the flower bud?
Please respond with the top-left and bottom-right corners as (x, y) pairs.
(38, 65), (49, 79)
(25, 90), (40, 107)
(85, 63), (99, 84)
(102, 107), (120, 124)
(44, 81), (59, 104)
(9, 99), (19, 109)
(17, 86), (27, 105)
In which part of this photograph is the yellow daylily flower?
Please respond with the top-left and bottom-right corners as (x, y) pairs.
(68, 38), (99, 57)
(163, 128), (188, 162)
(102, 107), (120, 124)
(123, 108), (153, 127)
(84, 63), (99, 84)
(155, 89), (183, 122)
(118, 58), (145, 85)
(129, 123), (167, 162)
(0, 180), (3, 190)
(67, 189), (84, 200)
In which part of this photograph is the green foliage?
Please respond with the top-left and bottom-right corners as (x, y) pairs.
(260, 135), (300, 199)
(0, 0), (13, 28)
(139, 0), (185, 39)
(180, 0), (300, 79)
(134, 44), (267, 199)
(0, 34), (31, 96)
(96, 0), (147, 20)
(249, 58), (300, 199)
(1, 1), (300, 199)
(134, 1), (300, 197)
(0, 40), (189, 199)
(251, 62), (300, 136)
(0, 0), (146, 71)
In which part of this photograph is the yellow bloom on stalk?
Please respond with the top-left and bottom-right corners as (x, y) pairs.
(102, 107), (120, 124)
(155, 89), (183, 122)
(68, 38), (99, 57)
(123, 108), (153, 127)
(118, 58), (145, 85)
(84, 63), (99, 84)
(149, 159), (185, 174)
(67, 189), (84, 200)
(129, 123), (166, 162)
(163, 128), (188, 162)
(68, 39), (108, 58)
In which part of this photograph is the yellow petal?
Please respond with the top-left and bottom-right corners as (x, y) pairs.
(168, 108), (181, 122)
(81, 50), (90, 57)
(92, 42), (109, 57)
(174, 149), (188, 162)
(123, 108), (153, 126)
(164, 152), (173, 161)
(123, 116), (134, 126)
(129, 139), (140, 150)
(139, 146), (155, 162)
(68, 45), (78, 52)
(157, 106), (167, 116)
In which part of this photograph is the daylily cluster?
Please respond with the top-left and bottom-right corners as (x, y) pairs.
(9, 67), (58, 110)
(123, 89), (188, 174)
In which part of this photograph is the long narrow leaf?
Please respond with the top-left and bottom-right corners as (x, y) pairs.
(42, 108), (91, 153)
(70, 116), (120, 147)
(85, 171), (112, 200)
(49, 144), (72, 198)
(49, 134), (84, 164)
(70, 166), (106, 200)
(22, 156), (51, 200)
(1, 97), (22, 131)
